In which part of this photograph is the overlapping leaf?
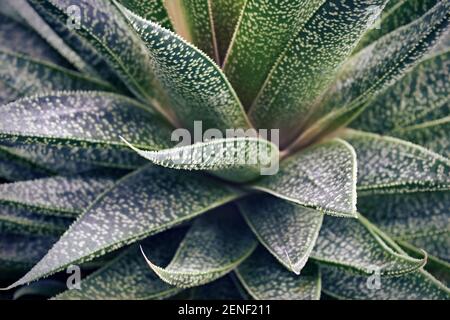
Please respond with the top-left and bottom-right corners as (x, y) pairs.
(235, 247), (321, 300)
(118, 0), (172, 29)
(239, 195), (323, 274)
(342, 130), (450, 194)
(143, 206), (257, 288)
(119, 5), (251, 132)
(4, 166), (237, 289)
(252, 139), (357, 217)
(54, 229), (186, 300)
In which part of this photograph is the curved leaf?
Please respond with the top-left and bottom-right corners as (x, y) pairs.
(3, 166), (237, 289)
(239, 194), (323, 274)
(54, 229), (186, 300)
(321, 265), (450, 300)
(143, 206), (257, 288)
(252, 139), (357, 217)
(235, 246), (321, 300)
(407, 233), (450, 262)
(118, 0), (172, 29)
(342, 130), (450, 194)
(13, 280), (66, 300)
(352, 50), (450, 133)
(122, 136), (279, 183)
(311, 214), (426, 276)
(119, 5), (251, 132)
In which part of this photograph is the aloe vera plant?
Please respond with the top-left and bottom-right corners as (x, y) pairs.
(0, 0), (449, 301)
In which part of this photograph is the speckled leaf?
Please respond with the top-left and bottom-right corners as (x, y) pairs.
(118, 0), (172, 29)
(247, 0), (390, 145)
(164, 0), (218, 62)
(4, 166), (237, 289)
(0, 233), (56, 274)
(358, 191), (449, 240)
(223, 0), (325, 109)
(321, 265), (450, 300)
(391, 117), (450, 157)
(235, 246), (321, 300)
(354, 0), (439, 53)
(252, 139), (357, 217)
(0, 50), (114, 102)
(352, 51), (450, 133)
(0, 170), (119, 217)
(28, 0), (165, 107)
(0, 92), (174, 161)
(210, 0), (245, 63)
(122, 136), (279, 183)
(342, 130), (450, 194)
(298, 2), (450, 147)
(0, 13), (67, 66)
(53, 229), (186, 300)
(0, 205), (72, 236)
(311, 214), (425, 275)
(119, 5), (251, 132)
(143, 206), (257, 288)
(0, 145), (53, 181)
(407, 233), (450, 262)
(239, 195), (323, 274)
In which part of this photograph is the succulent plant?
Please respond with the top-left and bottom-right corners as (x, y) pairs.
(0, 0), (449, 300)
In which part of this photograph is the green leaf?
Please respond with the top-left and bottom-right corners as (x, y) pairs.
(235, 246), (321, 300)
(406, 233), (450, 262)
(143, 206), (257, 288)
(28, 0), (166, 109)
(54, 229), (186, 300)
(164, 0), (219, 62)
(354, 0), (439, 53)
(391, 116), (450, 158)
(0, 170), (120, 217)
(358, 191), (449, 239)
(223, 0), (325, 109)
(0, 233), (56, 274)
(247, 0), (390, 145)
(0, 13), (67, 66)
(0, 205), (72, 236)
(0, 145), (53, 181)
(297, 2), (450, 147)
(321, 265), (450, 300)
(0, 91), (174, 163)
(118, 0), (172, 29)
(239, 195), (323, 274)
(352, 50), (450, 133)
(4, 166), (237, 289)
(342, 130), (450, 194)
(121, 136), (280, 183)
(252, 139), (357, 217)
(13, 280), (66, 300)
(118, 5), (251, 132)
(210, 0), (245, 63)
(311, 214), (426, 275)
(0, 50), (114, 102)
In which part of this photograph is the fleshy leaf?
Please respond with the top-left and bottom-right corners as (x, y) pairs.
(53, 229), (186, 300)
(0, 91), (174, 159)
(119, 5), (251, 132)
(239, 195), (323, 274)
(297, 1), (450, 147)
(406, 233), (450, 262)
(210, 0), (245, 63)
(352, 50), (450, 133)
(252, 139), (357, 217)
(121, 136), (279, 183)
(0, 170), (120, 217)
(142, 206), (257, 288)
(342, 130), (450, 194)
(4, 166), (237, 289)
(118, 0), (172, 29)
(235, 246), (321, 300)
(164, 0), (219, 62)
(247, 0), (390, 145)
(223, 0), (325, 109)
(311, 214), (426, 275)
(321, 265), (450, 300)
